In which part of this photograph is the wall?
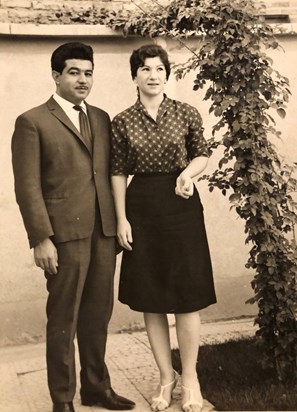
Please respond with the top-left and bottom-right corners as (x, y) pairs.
(0, 1), (297, 346)
(0, 0), (297, 24)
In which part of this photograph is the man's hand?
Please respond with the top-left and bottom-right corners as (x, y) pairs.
(34, 238), (58, 275)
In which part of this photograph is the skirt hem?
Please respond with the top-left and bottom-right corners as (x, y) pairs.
(118, 298), (217, 314)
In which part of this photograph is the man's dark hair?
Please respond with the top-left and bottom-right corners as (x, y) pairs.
(51, 42), (94, 73)
(130, 44), (171, 80)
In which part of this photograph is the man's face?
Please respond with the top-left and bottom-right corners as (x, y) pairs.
(52, 59), (94, 104)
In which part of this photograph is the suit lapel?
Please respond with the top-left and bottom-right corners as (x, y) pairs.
(87, 104), (106, 158)
(86, 104), (99, 143)
(46, 97), (92, 155)
(87, 104), (109, 171)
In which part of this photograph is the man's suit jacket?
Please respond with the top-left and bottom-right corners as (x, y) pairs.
(12, 96), (117, 248)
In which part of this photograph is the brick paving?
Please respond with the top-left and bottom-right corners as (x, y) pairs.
(0, 318), (256, 412)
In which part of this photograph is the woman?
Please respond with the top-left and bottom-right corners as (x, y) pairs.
(111, 44), (216, 412)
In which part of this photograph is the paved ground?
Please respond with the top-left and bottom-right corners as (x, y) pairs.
(0, 318), (256, 412)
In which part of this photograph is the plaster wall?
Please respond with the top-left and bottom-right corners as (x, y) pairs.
(0, 0), (297, 24)
(0, 34), (296, 346)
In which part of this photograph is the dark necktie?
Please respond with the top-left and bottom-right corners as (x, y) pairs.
(73, 105), (92, 152)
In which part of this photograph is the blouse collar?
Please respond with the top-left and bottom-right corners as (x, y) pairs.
(134, 94), (172, 117)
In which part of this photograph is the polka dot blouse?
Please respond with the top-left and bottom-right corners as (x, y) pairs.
(110, 95), (208, 176)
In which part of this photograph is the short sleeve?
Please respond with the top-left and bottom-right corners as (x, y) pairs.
(110, 116), (129, 176)
(185, 106), (209, 160)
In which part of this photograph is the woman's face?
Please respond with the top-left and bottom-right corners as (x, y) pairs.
(134, 57), (167, 98)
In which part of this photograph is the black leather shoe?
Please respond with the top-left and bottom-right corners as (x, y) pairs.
(81, 388), (135, 410)
(53, 402), (75, 412)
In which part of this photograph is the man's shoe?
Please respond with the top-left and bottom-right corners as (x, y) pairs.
(53, 402), (75, 412)
(81, 388), (136, 410)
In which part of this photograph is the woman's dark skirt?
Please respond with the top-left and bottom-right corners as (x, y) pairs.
(119, 172), (216, 314)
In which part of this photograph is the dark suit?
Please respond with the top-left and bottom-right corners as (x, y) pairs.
(12, 97), (117, 403)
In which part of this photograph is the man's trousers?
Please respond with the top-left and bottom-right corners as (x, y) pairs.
(45, 214), (116, 403)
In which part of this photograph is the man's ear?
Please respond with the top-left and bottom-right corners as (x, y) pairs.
(52, 70), (61, 85)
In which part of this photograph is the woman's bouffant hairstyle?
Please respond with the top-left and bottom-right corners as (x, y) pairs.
(130, 44), (171, 80)
(51, 42), (94, 74)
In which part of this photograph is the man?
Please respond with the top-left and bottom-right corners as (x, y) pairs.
(11, 42), (135, 412)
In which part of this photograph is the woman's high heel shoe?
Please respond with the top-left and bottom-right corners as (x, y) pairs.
(181, 383), (203, 412)
(151, 370), (179, 411)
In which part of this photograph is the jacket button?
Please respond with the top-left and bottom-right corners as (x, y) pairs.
(76, 217), (80, 220)
(93, 171), (97, 175)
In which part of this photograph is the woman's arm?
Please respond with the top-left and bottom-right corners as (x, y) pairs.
(175, 156), (208, 199)
(181, 156), (208, 179)
(111, 175), (133, 251)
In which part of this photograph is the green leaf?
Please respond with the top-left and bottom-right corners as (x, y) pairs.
(229, 193), (241, 202)
(277, 108), (286, 119)
(232, 120), (241, 132)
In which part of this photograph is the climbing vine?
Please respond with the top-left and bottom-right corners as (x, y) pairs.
(96, 0), (297, 382)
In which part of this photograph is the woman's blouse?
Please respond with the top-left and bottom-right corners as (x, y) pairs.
(111, 95), (208, 176)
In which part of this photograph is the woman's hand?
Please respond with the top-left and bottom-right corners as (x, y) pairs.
(175, 172), (194, 199)
(117, 218), (133, 251)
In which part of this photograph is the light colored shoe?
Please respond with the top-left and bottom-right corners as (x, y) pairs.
(151, 370), (179, 411)
(181, 383), (203, 412)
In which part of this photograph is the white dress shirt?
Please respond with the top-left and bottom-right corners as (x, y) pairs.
(52, 93), (87, 133)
